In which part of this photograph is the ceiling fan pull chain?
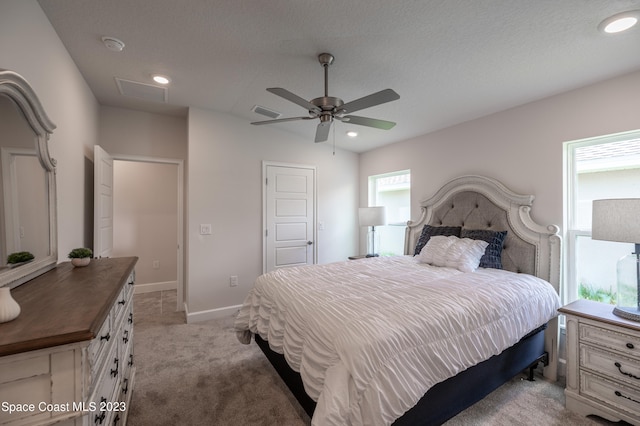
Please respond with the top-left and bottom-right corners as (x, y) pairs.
(333, 122), (336, 156)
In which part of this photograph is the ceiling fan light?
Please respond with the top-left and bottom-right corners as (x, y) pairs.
(599, 11), (639, 33)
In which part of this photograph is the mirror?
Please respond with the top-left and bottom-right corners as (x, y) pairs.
(0, 70), (57, 289)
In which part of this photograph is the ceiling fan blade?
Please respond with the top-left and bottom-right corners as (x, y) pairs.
(340, 115), (396, 130)
(315, 121), (332, 143)
(337, 89), (400, 115)
(267, 88), (321, 113)
(251, 116), (314, 125)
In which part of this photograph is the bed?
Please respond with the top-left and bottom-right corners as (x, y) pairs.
(235, 175), (561, 426)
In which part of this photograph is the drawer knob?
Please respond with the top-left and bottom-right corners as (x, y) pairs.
(100, 333), (110, 342)
(118, 299), (126, 306)
(614, 362), (640, 380)
(626, 342), (635, 349)
(110, 358), (119, 378)
(95, 397), (107, 424)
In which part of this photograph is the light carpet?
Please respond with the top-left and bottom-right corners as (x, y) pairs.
(127, 290), (625, 426)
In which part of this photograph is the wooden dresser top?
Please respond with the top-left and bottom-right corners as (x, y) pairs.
(559, 299), (640, 333)
(0, 257), (138, 357)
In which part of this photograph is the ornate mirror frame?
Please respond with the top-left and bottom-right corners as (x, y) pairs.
(0, 69), (57, 288)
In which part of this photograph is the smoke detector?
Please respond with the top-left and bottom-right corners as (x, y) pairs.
(102, 36), (125, 52)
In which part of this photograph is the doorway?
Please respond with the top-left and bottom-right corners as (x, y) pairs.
(95, 146), (184, 311)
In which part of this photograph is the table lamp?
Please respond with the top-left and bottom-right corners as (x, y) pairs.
(359, 206), (386, 257)
(592, 198), (640, 321)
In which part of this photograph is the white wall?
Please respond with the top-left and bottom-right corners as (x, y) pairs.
(113, 161), (178, 286)
(360, 70), (640, 239)
(187, 108), (359, 318)
(98, 106), (187, 160)
(0, 0), (99, 257)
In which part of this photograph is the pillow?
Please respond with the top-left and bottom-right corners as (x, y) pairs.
(419, 235), (488, 273)
(414, 225), (462, 256)
(443, 237), (489, 272)
(460, 229), (508, 269)
(418, 235), (457, 266)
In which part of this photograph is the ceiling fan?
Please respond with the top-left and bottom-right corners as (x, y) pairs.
(251, 53), (400, 143)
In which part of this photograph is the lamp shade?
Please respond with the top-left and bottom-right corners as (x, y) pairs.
(592, 198), (640, 243)
(359, 206), (386, 227)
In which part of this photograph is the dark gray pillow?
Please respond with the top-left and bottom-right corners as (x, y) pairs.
(414, 225), (462, 256)
(460, 229), (507, 269)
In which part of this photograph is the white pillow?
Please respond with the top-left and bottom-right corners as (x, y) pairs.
(418, 235), (457, 266)
(419, 235), (488, 272)
(444, 237), (489, 272)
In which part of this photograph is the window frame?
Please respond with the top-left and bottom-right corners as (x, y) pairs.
(367, 169), (411, 256)
(563, 129), (640, 305)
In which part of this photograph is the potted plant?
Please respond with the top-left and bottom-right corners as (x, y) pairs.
(6, 251), (35, 268)
(68, 248), (93, 267)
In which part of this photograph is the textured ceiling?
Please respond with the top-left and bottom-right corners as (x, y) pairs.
(37, 0), (640, 153)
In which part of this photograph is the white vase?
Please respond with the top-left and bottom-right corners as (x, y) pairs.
(0, 287), (21, 323)
(71, 257), (91, 267)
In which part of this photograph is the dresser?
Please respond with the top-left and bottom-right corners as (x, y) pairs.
(559, 299), (640, 425)
(0, 257), (138, 426)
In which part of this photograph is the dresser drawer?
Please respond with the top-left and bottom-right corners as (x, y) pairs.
(113, 285), (130, 326)
(119, 333), (134, 403)
(580, 344), (640, 389)
(89, 312), (112, 374)
(580, 323), (640, 359)
(580, 370), (640, 421)
(90, 344), (120, 426)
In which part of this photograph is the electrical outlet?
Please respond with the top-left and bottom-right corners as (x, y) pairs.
(230, 275), (238, 287)
(200, 224), (212, 235)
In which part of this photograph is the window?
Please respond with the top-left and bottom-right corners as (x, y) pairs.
(564, 130), (640, 305)
(368, 170), (410, 256)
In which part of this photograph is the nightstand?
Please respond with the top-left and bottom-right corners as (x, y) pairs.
(559, 299), (640, 425)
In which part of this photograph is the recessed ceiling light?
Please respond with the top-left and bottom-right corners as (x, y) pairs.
(599, 11), (639, 34)
(346, 131), (358, 138)
(152, 75), (171, 85)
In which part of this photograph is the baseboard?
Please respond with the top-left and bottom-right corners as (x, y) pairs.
(134, 281), (177, 294)
(185, 303), (242, 323)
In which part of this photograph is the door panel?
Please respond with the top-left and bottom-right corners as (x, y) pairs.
(276, 199), (307, 216)
(265, 164), (315, 272)
(94, 145), (113, 258)
(276, 246), (309, 266)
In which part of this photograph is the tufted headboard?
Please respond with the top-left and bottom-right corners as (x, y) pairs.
(404, 175), (561, 289)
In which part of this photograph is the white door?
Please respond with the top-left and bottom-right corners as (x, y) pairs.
(94, 145), (113, 258)
(264, 164), (316, 272)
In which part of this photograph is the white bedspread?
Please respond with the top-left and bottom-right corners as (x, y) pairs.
(234, 256), (560, 426)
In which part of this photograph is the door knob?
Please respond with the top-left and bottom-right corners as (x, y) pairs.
(307, 241), (313, 245)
